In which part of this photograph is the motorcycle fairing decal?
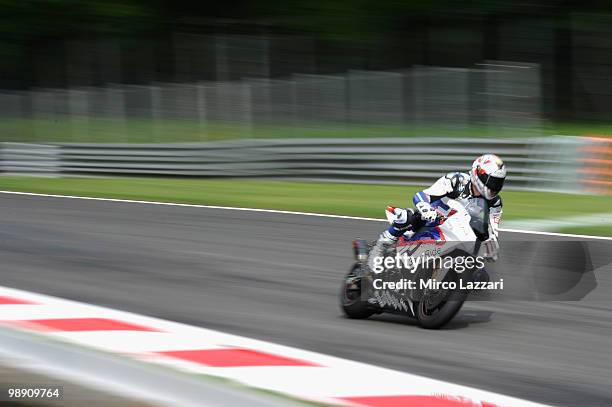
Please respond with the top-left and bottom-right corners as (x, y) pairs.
(438, 209), (458, 225)
(371, 290), (411, 313)
(435, 226), (446, 242)
(398, 227), (446, 246)
(396, 239), (424, 254)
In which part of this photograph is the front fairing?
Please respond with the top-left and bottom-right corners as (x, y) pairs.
(400, 199), (479, 257)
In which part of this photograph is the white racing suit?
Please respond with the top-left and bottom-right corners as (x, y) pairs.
(379, 172), (503, 259)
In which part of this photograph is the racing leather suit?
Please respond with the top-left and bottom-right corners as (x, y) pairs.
(380, 172), (503, 257)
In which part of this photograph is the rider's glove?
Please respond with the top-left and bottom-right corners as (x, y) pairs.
(386, 206), (409, 227)
(415, 201), (437, 223)
(482, 237), (500, 262)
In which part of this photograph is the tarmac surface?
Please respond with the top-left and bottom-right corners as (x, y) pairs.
(1, 193), (611, 406)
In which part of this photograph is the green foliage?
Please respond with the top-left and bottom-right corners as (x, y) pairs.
(0, 0), (159, 39)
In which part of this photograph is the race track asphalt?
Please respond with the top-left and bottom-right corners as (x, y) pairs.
(1, 193), (611, 406)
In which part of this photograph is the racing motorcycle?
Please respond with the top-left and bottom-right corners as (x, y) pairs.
(340, 197), (493, 329)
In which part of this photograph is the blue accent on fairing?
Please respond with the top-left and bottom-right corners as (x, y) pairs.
(430, 199), (449, 211)
(408, 227), (442, 242)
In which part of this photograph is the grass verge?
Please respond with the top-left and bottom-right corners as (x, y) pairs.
(0, 176), (610, 236)
(557, 225), (612, 237)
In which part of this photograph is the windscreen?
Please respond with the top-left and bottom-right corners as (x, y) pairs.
(463, 197), (490, 240)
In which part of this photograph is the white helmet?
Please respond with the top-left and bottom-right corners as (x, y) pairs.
(470, 154), (506, 199)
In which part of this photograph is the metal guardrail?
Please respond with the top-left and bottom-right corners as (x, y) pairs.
(0, 137), (587, 192)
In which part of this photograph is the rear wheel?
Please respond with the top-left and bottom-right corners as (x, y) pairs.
(340, 264), (375, 319)
(417, 270), (469, 329)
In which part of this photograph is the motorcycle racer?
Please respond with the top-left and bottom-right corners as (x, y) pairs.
(377, 154), (507, 259)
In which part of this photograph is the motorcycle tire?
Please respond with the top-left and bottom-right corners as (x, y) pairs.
(340, 263), (375, 319)
(417, 270), (469, 329)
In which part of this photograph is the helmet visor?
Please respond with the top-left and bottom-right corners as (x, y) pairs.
(478, 172), (505, 195)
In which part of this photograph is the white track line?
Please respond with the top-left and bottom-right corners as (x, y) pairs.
(1, 190), (611, 241)
(0, 190), (378, 222)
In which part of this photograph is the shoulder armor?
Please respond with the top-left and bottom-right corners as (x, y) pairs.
(444, 172), (468, 198)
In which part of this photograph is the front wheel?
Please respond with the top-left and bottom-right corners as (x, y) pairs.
(417, 270), (469, 329)
(340, 264), (375, 319)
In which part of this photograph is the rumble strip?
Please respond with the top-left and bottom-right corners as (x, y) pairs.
(0, 286), (550, 407)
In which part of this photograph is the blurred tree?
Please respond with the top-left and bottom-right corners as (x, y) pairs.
(0, 0), (161, 87)
(0, 0), (159, 38)
(2, 0), (612, 120)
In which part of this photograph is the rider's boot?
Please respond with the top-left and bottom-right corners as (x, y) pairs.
(368, 229), (399, 272)
(369, 208), (416, 271)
